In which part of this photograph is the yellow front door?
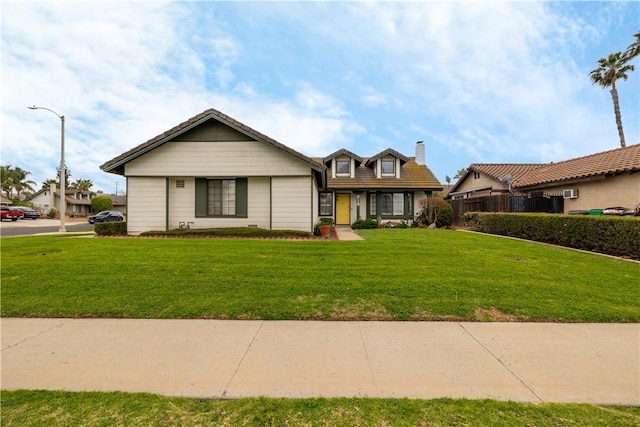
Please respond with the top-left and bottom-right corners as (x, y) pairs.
(336, 193), (351, 225)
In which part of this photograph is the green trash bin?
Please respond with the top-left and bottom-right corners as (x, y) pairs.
(589, 209), (603, 215)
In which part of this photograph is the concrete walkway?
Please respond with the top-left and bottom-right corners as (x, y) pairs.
(1, 318), (638, 405)
(333, 225), (364, 240)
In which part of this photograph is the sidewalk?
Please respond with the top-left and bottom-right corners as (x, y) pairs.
(1, 318), (637, 404)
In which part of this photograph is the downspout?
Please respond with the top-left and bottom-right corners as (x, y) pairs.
(269, 177), (273, 230)
(165, 177), (170, 231)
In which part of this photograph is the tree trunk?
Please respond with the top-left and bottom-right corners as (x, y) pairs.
(610, 83), (626, 148)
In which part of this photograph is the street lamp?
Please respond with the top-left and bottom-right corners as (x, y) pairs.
(28, 105), (66, 232)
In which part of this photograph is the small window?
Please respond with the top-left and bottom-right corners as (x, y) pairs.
(381, 159), (395, 174)
(473, 172), (480, 179)
(369, 193), (377, 216)
(319, 192), (333, 216)
(336, 159), (350, 174)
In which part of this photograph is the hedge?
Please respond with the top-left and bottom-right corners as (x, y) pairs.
(94, 222), (127, 236)
(463, 212), (640, 259)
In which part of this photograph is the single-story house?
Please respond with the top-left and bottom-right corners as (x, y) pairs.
(448, 143), (640, 213)
(100, 108), (443, 234)
(26, 185), (126, 216)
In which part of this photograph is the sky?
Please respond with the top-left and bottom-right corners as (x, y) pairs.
(2, 1), (639, 195)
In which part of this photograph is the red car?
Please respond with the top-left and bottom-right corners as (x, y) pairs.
(0, 205), (24, 221)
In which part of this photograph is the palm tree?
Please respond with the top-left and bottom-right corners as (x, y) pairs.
(70, 178), (93, 192)
(0, 165), (36, 199)
(589, 52), (635, 148)
(10, 167), (36, 199)
(453, 168), (467, 180)
(624, 31), (640, 60)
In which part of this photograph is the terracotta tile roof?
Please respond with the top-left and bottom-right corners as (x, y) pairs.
(328, 157), (443, 190)
(101, 108), (325, 175)
(469, 163), (545, 182)
(513, 143), (640, 188)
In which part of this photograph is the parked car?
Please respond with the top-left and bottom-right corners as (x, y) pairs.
(0, 205), (24, 221)
(13, 206), (41, 219)
(88, 210), (125, 224)
(602, 206), (635, 216)
(635, 204), (640, 217)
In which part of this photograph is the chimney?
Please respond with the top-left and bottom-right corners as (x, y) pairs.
(415, 141), (425, 165)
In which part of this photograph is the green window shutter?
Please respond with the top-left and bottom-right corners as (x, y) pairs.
(195, 178), (207, 217)
(236, 178), (248, 217)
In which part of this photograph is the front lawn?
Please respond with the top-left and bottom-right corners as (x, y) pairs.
(2, 390), (639, 427)
(1, 229), (638, 321)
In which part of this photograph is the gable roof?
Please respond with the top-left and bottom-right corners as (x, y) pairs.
(323, 148), (363, 163)
(100, 108), (326, 176)
(365, 148), (409, 167)
(513, 143), (640, 188)
(448, 163), (544, 194)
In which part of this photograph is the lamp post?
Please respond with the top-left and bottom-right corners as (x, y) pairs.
(28, 105), (66, 232)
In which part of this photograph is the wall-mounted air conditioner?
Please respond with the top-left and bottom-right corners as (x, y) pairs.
(563, 189), (579, 199)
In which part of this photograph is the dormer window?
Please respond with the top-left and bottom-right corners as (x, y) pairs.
(381, 159), (395, 175)
(336, 159), (350, 175)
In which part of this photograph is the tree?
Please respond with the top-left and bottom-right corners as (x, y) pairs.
(0, 165), (36, 199)
(445, 175), (451, 187)
(56, 166), (71, 188)
(453, 168), (467, 180)
(70, 179), (93, 192)
(91, 195), (113, 213)
(589, 52), (635, 148)
(624, 31), (640, 60)
(42, 179), (58, 190)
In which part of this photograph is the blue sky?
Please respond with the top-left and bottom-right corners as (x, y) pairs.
(2, 1), (639, 194)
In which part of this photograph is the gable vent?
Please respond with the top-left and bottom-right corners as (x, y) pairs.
(176, 179), (185, 188)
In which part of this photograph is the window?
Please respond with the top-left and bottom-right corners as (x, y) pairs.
(370, 192), (412, 217)
(473, 172), (480, 179)
(319, 192), (333, 216)
(336, 159), (350, 174)
(195, 178), (247, 217)
(208, 180), (236, 215)
(369, 193), (377, 216)
(381, 159), (395, 174)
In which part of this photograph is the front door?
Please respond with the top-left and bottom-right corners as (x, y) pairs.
(335, 193), (351, 225)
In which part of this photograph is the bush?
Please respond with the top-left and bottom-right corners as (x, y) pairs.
(465, 212), (640, 259)
(416, 197), (454, 228)
(46, 208), (57, 219)
(91, 195), (113, 213)
(94, 222), (127, 236)
(351, 218), (378, 229)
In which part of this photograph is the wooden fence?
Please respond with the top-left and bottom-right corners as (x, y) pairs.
(450, 193), (564, 220)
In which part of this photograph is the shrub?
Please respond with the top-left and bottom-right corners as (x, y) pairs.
(351, 218), (378, 229)
(416, 197), (454, 228)
(46, 208), (57, 219)
(468, 212), (640, 259)
(91, 195), (113, 213)
(94, 222), (127, 236)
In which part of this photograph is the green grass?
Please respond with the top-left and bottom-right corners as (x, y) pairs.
(2, 390), (639, 426)
(1, 229), (638, 321)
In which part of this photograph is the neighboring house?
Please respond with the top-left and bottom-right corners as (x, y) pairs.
(448, 164), (545, 200)
(26, 185), (125, 216)
(0, 195), (11, 206)
(100, 108), (443, 234)
(448, 144), (640, 214)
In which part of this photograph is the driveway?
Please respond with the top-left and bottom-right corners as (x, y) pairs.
(0, 219), (94, 237)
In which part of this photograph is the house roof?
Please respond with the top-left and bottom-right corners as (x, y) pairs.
(365, 148), (409, 167)
(327, 157), (443, 190)
(513, 143), (640, 188)
(100, 108), (326, 176)
(448, 163), (544, 195)
(323, 148), (363, 163)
